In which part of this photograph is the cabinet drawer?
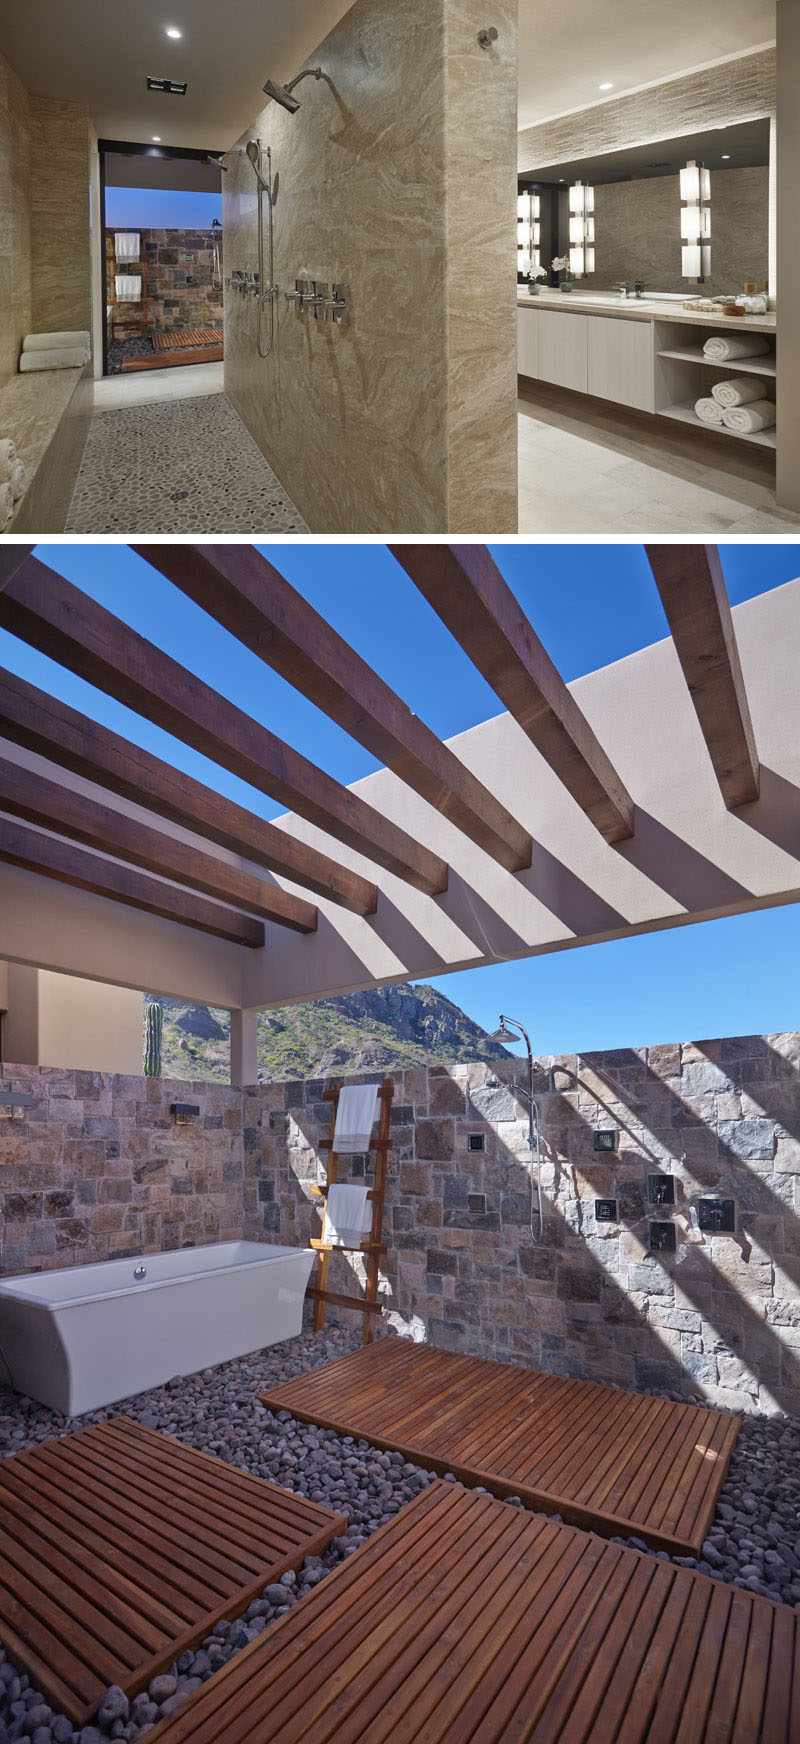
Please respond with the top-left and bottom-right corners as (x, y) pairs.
(517, 306), (539, 378)
(587, 315), (653, 411)
(538, 310), (588, 394)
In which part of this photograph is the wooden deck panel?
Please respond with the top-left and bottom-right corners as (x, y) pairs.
(260, 1340), (740, 1554)
(146, 1481), (800, 1744)
(0, 1416), (345, 1725)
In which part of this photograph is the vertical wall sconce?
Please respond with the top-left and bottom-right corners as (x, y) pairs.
(568, 181), (595, 277)
(517, 188), (541, 276)
(680, 159), (710, 281)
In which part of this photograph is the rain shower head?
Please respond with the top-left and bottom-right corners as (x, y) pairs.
(263, 78), (301, 113)
(263, 66), (323, 113)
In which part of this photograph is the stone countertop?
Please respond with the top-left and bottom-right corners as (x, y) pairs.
(517, 289), (776, 334)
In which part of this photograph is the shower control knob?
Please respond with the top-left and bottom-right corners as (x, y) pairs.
(285, 278), (309, 315)
(323, 283), (351, 327)
(307, 281), (329, 320)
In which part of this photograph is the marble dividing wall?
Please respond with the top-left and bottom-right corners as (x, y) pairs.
(223, 0), (517, 534)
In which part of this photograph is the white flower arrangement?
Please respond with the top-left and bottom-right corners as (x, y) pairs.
(527, 263), (547, 281)
(551, 255), (570, 272)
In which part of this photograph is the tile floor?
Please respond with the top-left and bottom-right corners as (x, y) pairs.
(518, 395), (800, 534)
(66, 391), (308, 534)
(93, 360), (224, 412)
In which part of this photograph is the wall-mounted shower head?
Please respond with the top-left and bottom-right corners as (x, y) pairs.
(262, 66), (323, 113)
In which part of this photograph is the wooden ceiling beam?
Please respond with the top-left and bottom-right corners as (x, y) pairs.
(646, 544), (760, 808)
(138, 544), (533, 874)
(0, 549), (35, 592)
(0, 754), (317, 933)
(392, 544), (636, 844)
(0, 558), (448, 896)
(0, 818), (265, 947)
(0, 667), (378, 915)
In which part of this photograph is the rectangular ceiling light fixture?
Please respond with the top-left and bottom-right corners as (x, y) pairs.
(569, 180), (595, 279)
(680, 159), (710, 282)
(147, 76), (188, 94)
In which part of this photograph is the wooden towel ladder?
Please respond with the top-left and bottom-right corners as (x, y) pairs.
(306, 1077), (393, 1346)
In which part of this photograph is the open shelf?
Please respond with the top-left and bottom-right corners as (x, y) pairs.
(656, 345), (776, 377)
(658, 400), (776, 450)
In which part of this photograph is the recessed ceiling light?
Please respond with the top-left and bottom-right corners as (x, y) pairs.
(599, 81), (614, 90)
(721, 153), (730, 160)
(152, 134), (162, 142)
(166, 26), (182, 37)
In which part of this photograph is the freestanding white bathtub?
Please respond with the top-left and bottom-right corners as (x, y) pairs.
(0, 1241), (315, 1417)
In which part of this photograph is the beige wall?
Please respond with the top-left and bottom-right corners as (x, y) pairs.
(0, 960), (142, 1073)
(589, 166), (769, 297)
(37, 971), (142, 1074)
(777, 0), (800, 511)
(0, 49), (32, 389)
(29, 97), (93, 339)
(224, 0), (517, 534)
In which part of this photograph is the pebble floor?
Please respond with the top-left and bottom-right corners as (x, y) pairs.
(1, 1328), (798, 1744)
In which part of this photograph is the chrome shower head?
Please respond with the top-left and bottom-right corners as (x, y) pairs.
(244, 139), (270, 193)
(263, 77), (301, 113)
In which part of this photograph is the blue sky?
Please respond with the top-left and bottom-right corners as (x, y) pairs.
(7, 544), (800, 1056)
(105, 187), (223, 229)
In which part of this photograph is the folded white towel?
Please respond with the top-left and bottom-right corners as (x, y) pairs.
(19, 347), (89, 372)
(23, 330), (90, 352)
(721, 400), (776, 435)
(0, 481), (14, 531)
(115, 274), (142, 302)
(332, 1084), (380, 1153)
(702, 334), (771, 362)
(0, 438), (17, 483)
(323, 1183), (372, 1248)
(10, 458), (25, 502)
(711, 377), (767, 409)
(115, 231), (140, 260)
(694, 397), (725, 426)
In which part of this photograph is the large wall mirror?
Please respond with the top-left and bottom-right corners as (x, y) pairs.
(520, 117), (770, 298)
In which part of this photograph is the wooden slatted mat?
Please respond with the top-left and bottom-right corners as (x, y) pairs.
(260, 1339), (740, 1555)
(0, 1415), (346, 1725)
(146, 1480), (800, 1744)
(152, 328), (223, 350)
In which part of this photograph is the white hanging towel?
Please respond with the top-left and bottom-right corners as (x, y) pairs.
(115, 231), (140, 260)
(323, 1183), (372, 1248)
(332, 1083), (380, 1152)
(115, 274), (142, 302)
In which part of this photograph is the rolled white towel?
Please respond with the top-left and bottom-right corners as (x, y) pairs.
(703, 334), (771, 362)
(0, 481), (13, 530)
(694, 397), (725, 426)
(0, 438), (17, 482)
(721, 400), (776, 435)
(10, 458), (25, 502)
(23, 330), (90, 352)
(19, 347), (89, 372)
(115, 274), (142, 302)
(711, 376), (767, 409)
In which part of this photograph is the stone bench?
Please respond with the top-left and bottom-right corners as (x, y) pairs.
(0, 363), (92, 534)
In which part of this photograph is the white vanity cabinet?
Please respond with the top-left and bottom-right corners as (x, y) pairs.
(538, 310), (588, 393)
(587, 315), (654, 413)
(517, 305), (539, 378)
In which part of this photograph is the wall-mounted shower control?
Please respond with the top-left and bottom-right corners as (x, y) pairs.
(647, 1173), (675, 1206)
(285, 278), (310, 315)
(307, 281), (329, 320)
(649, 1221), (676, 1253)
(697, 1197), (735, 1233)
(324, 283), (351, 326)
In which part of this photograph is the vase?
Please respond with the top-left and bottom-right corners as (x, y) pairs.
(560, 280), (573, 293)
(527, 284), (540, 296)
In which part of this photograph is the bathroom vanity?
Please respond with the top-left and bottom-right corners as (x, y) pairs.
(517, 290), (777, 450)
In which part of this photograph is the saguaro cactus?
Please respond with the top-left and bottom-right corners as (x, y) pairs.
(144, 1001), (163, 1077)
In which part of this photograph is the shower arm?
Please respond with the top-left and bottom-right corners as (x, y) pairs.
(285, 66), (323, 94)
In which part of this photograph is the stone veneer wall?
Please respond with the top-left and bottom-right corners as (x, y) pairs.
(107, 230), (223, 337)
(224, 0), (517, 535)
(0, 1066), (246, 1273)
(517, 49), (775, 171)
(3, 1029), (799, 1419)
(245, 1036), (800, 1419)
(0, 49), (32, 389)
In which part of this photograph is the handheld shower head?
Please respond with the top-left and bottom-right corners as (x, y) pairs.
(245, 139), (270, 193)
(263, 78), (301, 114)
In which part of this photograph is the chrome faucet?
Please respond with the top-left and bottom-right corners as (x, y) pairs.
(634, 280), (647, 299)
(614, 280), (630, 300)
